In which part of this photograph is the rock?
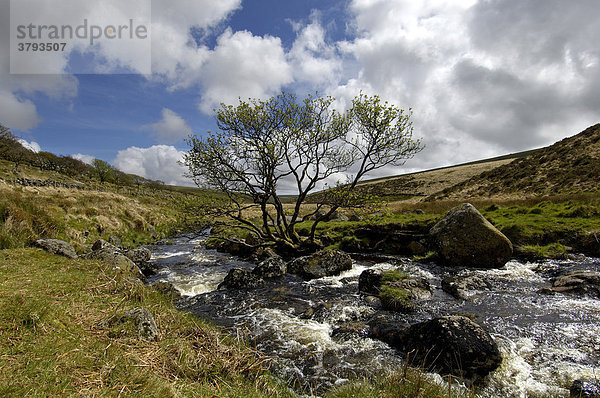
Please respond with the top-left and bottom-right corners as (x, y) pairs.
(287, 249), (353, 280)
(349, 214), (364, 222)
(383, 316), (502, 382)
(252, 255), (286, 279)
(108, 307), (159, 341)
(328, 210), (349, 222)
(407, 240), (427, 255)
(125, 247), (152, 264)
(33, 238), (77, 259)
(151, 281), (182, 301)
(442, 274), (492, 300)
(91, 239), (117, 252)
(541, 270), (600, 298)
(332, 322), (371, 339)
(358, 269), (383, 295)
(570, 379), (600, 398)
(379, 276), (433, 312)
(85, 249), (145, 281)
(219, 238), (256, 258)
(218, 268), (264, 290)
(430, 203), (513, 268)
(108, 235), (122, 247)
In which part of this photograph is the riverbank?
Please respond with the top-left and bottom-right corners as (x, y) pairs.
(0, 247), (295, 397)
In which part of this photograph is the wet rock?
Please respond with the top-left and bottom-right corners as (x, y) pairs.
(570, 379), (600, 398)
(379, 276), (432, 312)
(287, 249), (352, 280)
(442, 274), (492, 300)
(218, 268), (264, 290)
(218, 238), (256, 258)
(108, 307), (159, 341)
(541, 270), (600, 298)
(252, 255), (286, 279)
(332, 322), (371, 340)
(33, 238), (77, 259)
(407, 240), (427, 255)
(358, 269), (383, 295)
(430, 203), (513, 268)
(364, 295), (382, 308)
(386, 316), (501, 382)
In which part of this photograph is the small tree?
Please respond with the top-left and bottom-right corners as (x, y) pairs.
(184, 91), (423, 252)
(92, 159), (115, 184)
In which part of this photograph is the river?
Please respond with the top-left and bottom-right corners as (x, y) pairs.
(146, 232), (600, 397)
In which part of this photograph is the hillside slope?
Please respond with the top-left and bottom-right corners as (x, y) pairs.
(429, 124), (600, 200)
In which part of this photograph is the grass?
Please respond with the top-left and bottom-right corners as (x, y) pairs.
(378, 270), (415, 312)
(0, 181), (206, 251)
(0, 248), (293, 397)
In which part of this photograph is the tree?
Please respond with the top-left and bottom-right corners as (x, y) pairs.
(92, 159), (115, 184)
(184, 91), (423, 252)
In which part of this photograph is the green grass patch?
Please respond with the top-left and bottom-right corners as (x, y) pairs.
(0, 248), (293, 397)
(519, 243), (568, 260)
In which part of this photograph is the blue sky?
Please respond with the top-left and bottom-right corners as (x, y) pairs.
(1, 0), (599, 186)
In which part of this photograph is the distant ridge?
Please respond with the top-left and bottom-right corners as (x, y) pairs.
(428, 123), (600, 200)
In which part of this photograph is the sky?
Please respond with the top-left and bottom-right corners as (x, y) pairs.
(1, 0), (599, 188)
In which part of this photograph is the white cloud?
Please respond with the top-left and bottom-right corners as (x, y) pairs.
(143, 108), (192, 144)
(328, 0), (600, 175)
(113, 145), (193, 186)
(198, 29), (293, 113)
(71, 153), (95, 165)
(0, 90), (42, 131)
(17, 138), (41, 153)
(288, 15), (342, 87)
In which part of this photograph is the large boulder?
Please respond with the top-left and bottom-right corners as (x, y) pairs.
(442, 274), (492, 300)
(85, 248), (145, 281)
(570, 379), (600, 398)
(430, 203), (513, 268)
(218, 268), (264, 290)
(374, 315), (501, 382)
(541, 270), (600, 298)
(34, 238), (77, 259)
(287, 249), (352, 280)
(252, 255), (286, 279)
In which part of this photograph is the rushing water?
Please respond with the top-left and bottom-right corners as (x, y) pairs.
(147, 233), (600, 397)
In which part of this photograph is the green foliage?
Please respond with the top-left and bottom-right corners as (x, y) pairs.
(520, 243), (568, 260)
(379, 270), (414, 312)
(184, 91), (423, 250)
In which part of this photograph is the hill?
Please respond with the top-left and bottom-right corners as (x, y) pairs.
(429, 123), (600, 200)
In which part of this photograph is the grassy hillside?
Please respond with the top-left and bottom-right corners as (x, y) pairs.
(429, 124), (600, 200)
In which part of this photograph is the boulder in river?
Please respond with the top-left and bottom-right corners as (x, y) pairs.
(252, 255), (286, 279)
(442, 274), (492, 300)
(34, 238), (77, 259)
(430, 203), (513, 268)
(358, 268), (383, 295)
(379, 274), (432, 312)
(218, 268), (265, 290)
(541, 270), (600, 298)
(287, 249), (352, 280)
(373, 315), (501, 382)
(570, 379), (600, 398)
